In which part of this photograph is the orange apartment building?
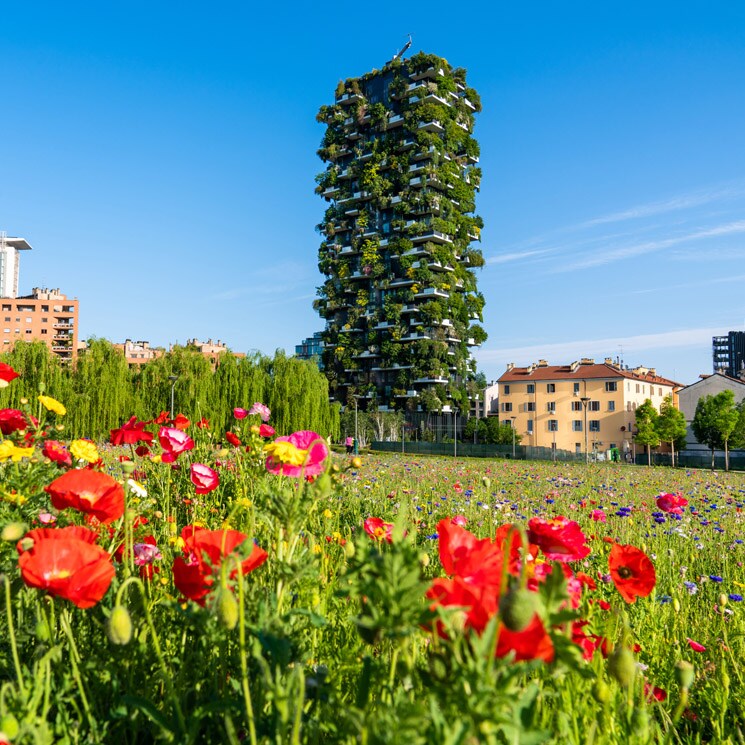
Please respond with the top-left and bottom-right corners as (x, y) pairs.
(496, 358), (682, 458)
(112, 339), (164, 367)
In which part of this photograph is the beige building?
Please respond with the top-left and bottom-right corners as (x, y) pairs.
(496, 358), (681, 457)
(113, 339), (164, 367)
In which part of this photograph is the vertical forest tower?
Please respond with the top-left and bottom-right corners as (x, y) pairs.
(314, 51), (486, 413)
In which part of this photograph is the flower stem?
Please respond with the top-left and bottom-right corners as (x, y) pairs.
(3, 574), (26, 699)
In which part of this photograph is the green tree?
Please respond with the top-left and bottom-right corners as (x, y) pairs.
(691, 390), (740, 470)
(483, 417), (522, 446)
(634, 399), (660, 467)
(731, 400), (745, 451)
(655, 395), (687, 468)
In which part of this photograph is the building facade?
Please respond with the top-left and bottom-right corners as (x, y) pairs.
(314, 51), (486, 413)
(0, 235), (31, 298)
(295, 331), (325, 364)
(496, 358), (681, 457)
(713, 331), (745, 379)
(2, 288), (78, 362)
(113, 339), (164, 367)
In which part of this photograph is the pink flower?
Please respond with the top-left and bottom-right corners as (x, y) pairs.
(451, 514), (467, 527)
(591, 509), (607, 523)
(158, 427), (195, 463)
(233, 408), (248, 419)
(134, 542), (162, 566)
(363, 517), (394, 542)
(657, 493), (689, 515)
(248, 402), (271, 422)
(259, 423), (275, 438)
(265, 430), (329, 478)
(687, 637), (706, 653)
(190, 463), (220, 494)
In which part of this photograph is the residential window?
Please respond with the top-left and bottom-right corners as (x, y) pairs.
(548, 419), (558, 432)
(572, 420), (583, 432)
(658, 387), (662, 396)
(1, 305), (10, 311)
(627, 402), (632, 411)
(25, 317), (32, 323)
(526, 384), (535, 394)
(573, 382), (580, 394)
(547, 383), (555, 393)
(41, 329), (47, 335)
(636, 383), (640, 393)
(503, 384), (510, 394)
(608, 401), (615, 412)
(589, 401), (600, 412)
(502, 402), (512, 412)
(3, 317), (9, 322)
(547, 401), (556, 413)
(527, 419), (534, 433)
(589, 420), (600, 432)
(575, 443), (581, 453)
(3, 329), (9, 334)
(571, 401), (582, 411)
(41, 305), (49, 312)
(526, 402), (535, 412)
(605, 381), (617, 392)
(609, 443), (617, 450)
(25, 330), (32, 335)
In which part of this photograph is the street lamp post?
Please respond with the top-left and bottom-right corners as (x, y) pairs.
(354, 396), (359, 454)
(510, 415), (517, 459)
(453, 408), (458, 458)
(168, 375), (178, 419)
(580, 396), (590, 463)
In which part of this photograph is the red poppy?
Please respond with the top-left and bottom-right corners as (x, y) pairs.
(153, 410), (170, 425)
(172, 413), (190, 431)
(259, 423), (275, 438)
(608, 543), (656, 603)
(110, 416), (154, 446)
(571, 620), (608, 660)
(45, 469), (125, 524)
(528, 516), (590, 562)
(17, 526), (115, 608)
(496, 614), (554, 663)
(687, 637), (706, 653)
(42, 440), (72, 466)
(195, 417), (210, 429)
(190, 463), (219, 494)
(427, 576), (495, 633)
(225, 431), (242, 447)
(158, 426), (194, 463)
(0, 408), (29, 435)
(656, 492), (689, 514)
(0, 363), (20, 387)
(644, 682), (667, 702)
(172, 526), (268, 605)
(438, 519), (504, 589)
(135, 444), (150, 456)
(363, 517), (394, 543)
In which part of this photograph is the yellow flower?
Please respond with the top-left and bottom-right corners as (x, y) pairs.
(312, 545), (323, 555)
(263, 440), (308, 467)
(323, 509), (333, 519)
(1, 490), (27, 505)
(38, 395), (66, 416)
(0, 441), (34, 462)
(150, 454), (163, 464)
(236, 497), (252, 508)
(70, 439), (99, 463)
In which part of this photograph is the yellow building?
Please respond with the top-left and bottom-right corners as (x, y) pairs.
(496, 358), (681, 457)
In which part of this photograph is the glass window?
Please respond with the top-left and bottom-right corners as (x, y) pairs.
(573, 383), (580, 394)
(527, 384), (535, 394)
(608, 401), (615, 412)
(526, 402), (535, 412)
(575, 443), (581, 453)
(547, 401), (556, 412)
(572, 420), (583, 431)
(503, 384), (510, 394)
(548, 419), (558, 431)
(605, 381), (617, 392)
(571, 401), (582, 411)
(589, 401), (600, 411)
(502, 402), (512, 412)
(589, 420), (600, 432)
(547, 383), (555, 393)
(527, 420), (534, 433)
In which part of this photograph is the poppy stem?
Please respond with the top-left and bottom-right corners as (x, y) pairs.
(235, 558), (258, 745)
(60, 607), (97, 735)
(3, 574), (26, 699)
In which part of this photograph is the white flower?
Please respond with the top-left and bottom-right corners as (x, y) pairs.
(127, 479), (147, 498)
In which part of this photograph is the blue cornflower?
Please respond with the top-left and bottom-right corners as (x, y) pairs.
(729, 594), (743, 602)
(709, 575), (724, 583)
(684, 581), (698, 595)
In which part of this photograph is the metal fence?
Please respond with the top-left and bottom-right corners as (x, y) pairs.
(371, 441), (587, 462)
(635, 452), (745, 471)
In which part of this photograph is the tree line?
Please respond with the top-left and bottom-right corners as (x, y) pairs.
(0, 340), (340, 441)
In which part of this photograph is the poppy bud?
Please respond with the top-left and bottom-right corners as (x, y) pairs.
(35, 620), (51, 642)
(0, 715), (19, 739)
(1, 522), (27, 542)
(721, 671), (730, 690)
(121, 461), (136, 475)
(499, 587), (540, 632)
(719, 593), (728, 608)
(216, 591), (239, 631)
(673, 598), (681, 613)
(344, 541), (355, 559)
(592, 679), (611, 704)
(482, 476), (491, 489)
(674, 660), (694, 690)
(107, 605), (133, 645)
(314, 473), (333, 498)
(607, 646), (636, 688)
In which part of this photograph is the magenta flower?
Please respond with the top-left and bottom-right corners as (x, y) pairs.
(158, 427), (195, 463)
(591, 509), (607, 523)
(265, 430), (329, 478)
(687, 637), (706, 653)
(248, 402), (271, 422)
(363, 517), (394, 542)
(190, 463), (220, 494)
(657, 493), (689, 514)
(233, 408), (248, 419)
(134, 542), (162, 566)
(451, 514), (467, 527)
(259, 423), (276, 438)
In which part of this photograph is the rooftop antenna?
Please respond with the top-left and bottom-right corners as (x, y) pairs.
(392, 34), (413, 62)
(618, 344), (624, 368)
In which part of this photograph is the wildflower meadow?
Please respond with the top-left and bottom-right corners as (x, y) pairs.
(1, 361), (744, 744)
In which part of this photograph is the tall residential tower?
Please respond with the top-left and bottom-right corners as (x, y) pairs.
(314, 51), (486, 413)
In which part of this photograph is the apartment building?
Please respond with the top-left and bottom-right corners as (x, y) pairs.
(112, 339), (164, 367)
(1, 287), (78, 362)
(496, 358), (681, 456)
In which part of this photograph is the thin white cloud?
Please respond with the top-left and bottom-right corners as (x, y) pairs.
(475, 327), (729, 370)
(486, 248), (556, 264)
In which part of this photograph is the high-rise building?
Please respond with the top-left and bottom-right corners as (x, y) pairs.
(0, 234), (32, 298)
(314, 51), (486, 413)
(295, 332), (325, 365)
(713, 331), (745, 379)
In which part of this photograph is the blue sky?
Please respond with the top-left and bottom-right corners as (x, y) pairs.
(2, 1), (744, 387)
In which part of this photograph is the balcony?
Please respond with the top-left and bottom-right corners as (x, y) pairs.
(418, 120), (444, 134)
(423, 93), (451, 107)
(337, 92), (364, 105)
(467, 338), (477, 346)
(53, 322), (74, 329)
(409, 176), (423, 188)
(415, 287), (449, 299)
(401, 304), (418, 314)
(387, 114), (404, 128)
(339, 245), (357, 255)
(322, 186), (340, 199)
(388, 278), (416, 288)
(412, 230), (453, 245)
(413, 376), (449, 384)
(399, 331), (431, 342)
(402, 246), (430, 257)
(410, 66), (445, 81)
(374, 321), (396, 330)
(389, 195), (402, 205)
(397, 137), (416, 150)
(428, 261), (455, 272)
(406, 81), (427, 94)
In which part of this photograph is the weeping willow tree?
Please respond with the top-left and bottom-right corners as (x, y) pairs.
(0, 341), (73, 407)
(0, 340), (339, 441)
(68, 338), (136, 437)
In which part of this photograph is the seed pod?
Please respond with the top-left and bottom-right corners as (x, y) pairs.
(107, 605), (133, 645)
(344, 541), (355, 559)
(216, 591), (239, 631)
(0, 714), (19, 739)
(1, 522), (27, 542)
(631, 708), (648, 738)
(719, 593), (728, 608)
(672, 598), (681, 613)
(592, 679), (611, 704)
(499, 587), (539, 632)
(607, 646), (636, 688)
(675, 660), (694, 690)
